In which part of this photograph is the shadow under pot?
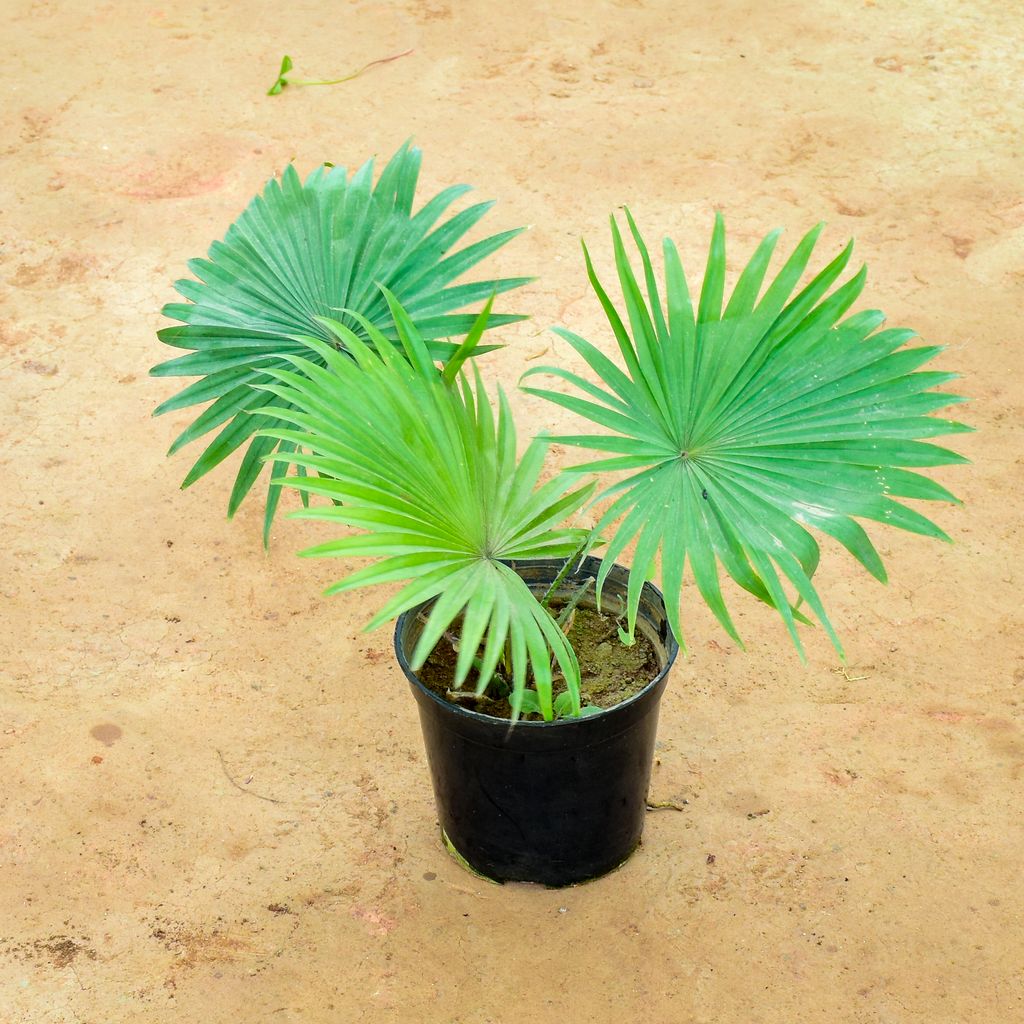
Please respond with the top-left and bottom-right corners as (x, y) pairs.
(394, 556), (680, 887)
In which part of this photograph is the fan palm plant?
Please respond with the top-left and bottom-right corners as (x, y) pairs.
(151, 162), (971, 882)
(152, 175), (968, 723)
(150, 142), (530, 543)
(522, 212), (969, 657)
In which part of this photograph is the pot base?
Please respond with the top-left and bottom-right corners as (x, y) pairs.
(441, 826), (641, 888)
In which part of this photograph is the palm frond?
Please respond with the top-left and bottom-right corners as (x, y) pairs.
(151, 142), (531, 542)
(256, 296), (594, 719)
(523, 212), (969, 655)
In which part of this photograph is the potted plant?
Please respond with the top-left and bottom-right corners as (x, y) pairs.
(153, 148), (968, 887)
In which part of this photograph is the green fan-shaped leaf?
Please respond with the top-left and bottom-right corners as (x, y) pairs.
(523, 213), (969, 654)
(256, 297), (594, 720)
(151, 142), (531, 539)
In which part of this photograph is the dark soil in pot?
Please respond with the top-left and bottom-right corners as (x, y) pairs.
(416, 605), (661, 720)
(395, 557), (679, 887)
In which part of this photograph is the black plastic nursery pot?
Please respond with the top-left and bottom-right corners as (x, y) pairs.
(394, 557), (680, 887)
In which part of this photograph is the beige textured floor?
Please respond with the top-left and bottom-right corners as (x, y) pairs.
(2, 1), (1022, 1021)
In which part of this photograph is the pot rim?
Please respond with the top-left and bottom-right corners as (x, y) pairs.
(393, 558), (680, 730)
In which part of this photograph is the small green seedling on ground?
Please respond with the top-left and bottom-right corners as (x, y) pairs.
(267, 50), (414, 95)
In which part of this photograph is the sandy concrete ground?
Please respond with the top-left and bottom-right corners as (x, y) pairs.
(2, 0), (1022, 1021)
